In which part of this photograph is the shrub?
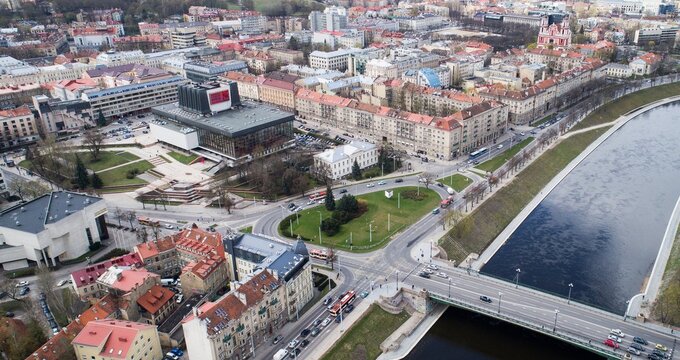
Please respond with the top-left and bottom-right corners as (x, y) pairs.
(125, 168), (140, 179)
(332, 210), (351, 224)
(88, 242), (102, 251)
(321, 217), (341, 236)
(401, 190), (426, 201)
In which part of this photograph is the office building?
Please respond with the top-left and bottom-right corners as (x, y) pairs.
(633, 27), (680, 45)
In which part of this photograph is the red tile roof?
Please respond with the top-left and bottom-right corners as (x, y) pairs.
(183, 255), (225, 280)
(134, 237), (176, 261)
(72, 320), (154, 359)
(136, 285), (175, 315)
(70, 253), (143, 288)
(0, 105), (32, 118)
(262, 78), (296, 91)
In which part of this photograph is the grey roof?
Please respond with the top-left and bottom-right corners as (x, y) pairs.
(292, 238), (309, 257)
(224, 233), (309, 282)
(0, 191), (103, 234)
(152, 100), (294, 137)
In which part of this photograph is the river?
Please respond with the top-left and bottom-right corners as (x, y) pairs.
(407, 101), (680, 358)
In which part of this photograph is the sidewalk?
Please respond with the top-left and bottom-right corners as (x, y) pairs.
(377, 305), (446, 360)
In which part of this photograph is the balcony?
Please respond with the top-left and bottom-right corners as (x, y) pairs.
(235, 323), (245, 333)
(223, 334), (232, 343)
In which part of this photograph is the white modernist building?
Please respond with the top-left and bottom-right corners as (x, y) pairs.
(0, 191), (108, 270)
(313, 140), (378, 180)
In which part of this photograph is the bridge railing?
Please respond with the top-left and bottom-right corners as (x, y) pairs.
(428, 292), (622, 359)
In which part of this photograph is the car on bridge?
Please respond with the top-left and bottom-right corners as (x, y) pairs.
(604, 339), (619, 349)
(395, 178), (403, 183)
(418, 272), (430, 279)
(627, 347), (641, 356)
(479, 296), (492, 303)
(654, 344), (668, 352)
(436, 272), (448, 279)
(427, 264), (439, 271)
(610, 329), (626, 338)
(634, 336), (649, 345)
(630, 343), (645, 352)
(608, 334), (622, 343)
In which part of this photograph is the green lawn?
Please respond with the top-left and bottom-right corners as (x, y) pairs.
(18, 159), (31, 168)
(282, 187), (440, 251)
(652, 224), (680, 325)
(167, 151), (198, 165)
(440, 127), (610, 263)
(475, 137), (535, 173)
(98, 161), (153, 187)
(321, 305), (409, 360)
(239, 226), (253, 234)
(82, 151), (140, 172)
(437, 174), (472, 192)
(573, 81), (680, 130)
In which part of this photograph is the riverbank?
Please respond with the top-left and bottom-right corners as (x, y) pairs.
(650, 209), (680, 325)
(440, 81), (680, 265)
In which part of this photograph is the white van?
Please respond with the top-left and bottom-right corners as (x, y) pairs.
(273, 349), (288, 360)
(161, 278), (177, 287)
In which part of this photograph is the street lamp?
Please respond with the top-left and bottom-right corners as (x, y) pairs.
(396, 271), (399, 290)
(553, 309), (559, 333)
(448, 278), (452, 298)
(315, 210), (322, 225)
(498, 292), (503, 314)
(567, 283), (573, 304)
(515, 268), (521, 288)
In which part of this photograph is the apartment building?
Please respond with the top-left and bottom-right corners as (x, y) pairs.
(182, 270), (287, 360)
(479, 60), (605, 124)
(96, 266), (160, 321)
(445, 55), (485, 86)
(314, 141), (378, 180)
(605, 62), (633, 78)
(180, 254), (228, 296)
(72, 320), (162, 360)
(70, 253), (144, 299)
(309, 49), (353, 71)
(0, 105), (39, 150)
(137, 285), (177, 325)
(268, 48), (305, 64)
(237, 50), (277, 74)
(174, 225), (225, 267)
(134, 237), (181, 278)
(259, 78), (296, 111)
(221, 71), (261, 100)
(223, 235), (314, 320)
(524, 48), (587, 72)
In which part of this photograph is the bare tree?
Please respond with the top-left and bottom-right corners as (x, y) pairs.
(83, 130), (104, 161)
(488, 174), (499, 191)
(126, 210), (136, 229)
(113, 207), (124, 227)
(420, 172), (435, 189)
(136, 226), (149, 243)
(313, 162), (333, 186)
(7, 178), (49, 201)
(0, 272), (20, 302)
(443, 208), (465, 230)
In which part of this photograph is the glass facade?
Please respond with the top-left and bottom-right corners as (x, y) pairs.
(197, 121), (293, 158)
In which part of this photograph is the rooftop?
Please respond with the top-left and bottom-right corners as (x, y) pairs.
(0, 191), (102, 234)
(137, 285), (175, 314)
(70, 253), (143, 288)
(134, 237), (176, 260)
(97, 266), (158, 293)
(71, 320), (155, 358)
(224, 233), (309, 282)
(152, 100), (294, 137)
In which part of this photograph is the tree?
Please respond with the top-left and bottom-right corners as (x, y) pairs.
(126, 210), (136, 228)
(136, 226), (149, 243)
(91, 172), (103, 189)
(97, 110), (106, 127)
(288, 36), (299, 50)
(351, 160), (362, 180)
(7, 178), (48, 200)
(420, 172), (435, 189)
(443, 209), (465, 230)
(74, 155), (89, 189)
(337, 194), (359, 215)
(324, 184), (335, 211)
(84, 130), (104, 161)
(321, 217), (341, 236)
(113, 207), (124, 227)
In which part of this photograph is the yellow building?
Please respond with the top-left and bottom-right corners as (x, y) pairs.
(71, 320), (162, 360)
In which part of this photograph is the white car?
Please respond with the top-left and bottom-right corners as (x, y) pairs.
(175, 294), (184, 303)
(607, 334), (623, 343)
(57, 280), (68, 287)
(423, 268), (434, 274)
(287, 339), (300, 349)
(366, 183), (375, 188)
(427, 264), (439, 271)
(436, 272), (448, 279)
(610, 329), (625, 338)
(321, 317), (332, 327)
(497, 144), (504, 149)
(15, 281), (29, 288)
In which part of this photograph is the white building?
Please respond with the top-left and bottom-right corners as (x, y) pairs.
(0, 191), (108, 270)
(314, 140), (378, 180)
(95, 50), (145, 66)
(240, 15), (268, 34)
(605, 62), (633, 78)
(309, 49), (353, 71)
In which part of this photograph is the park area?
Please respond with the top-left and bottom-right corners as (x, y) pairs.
(167, 150), (198, 164)
(320, 305), (409, 360)
(281, 187), (440, 252)
(437, 174), (472, 192)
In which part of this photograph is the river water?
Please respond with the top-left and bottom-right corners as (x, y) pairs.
(408, 101), (680, 358)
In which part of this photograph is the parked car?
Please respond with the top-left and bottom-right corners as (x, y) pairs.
(170, 348), (183, 357)
(4, 311), (14, 318)
(610, 329), (626, 338)
(272, 335), (283, 345)
(57, 280), (68, 287)
(175, 294), (184, 303)
(479, 296), (492, 303)
(19, 287), (29, 296)
(607, 334), (622, 343)
(15, 281), (29, 288)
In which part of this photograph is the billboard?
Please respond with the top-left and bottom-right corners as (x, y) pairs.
(207, 87), (232, 112)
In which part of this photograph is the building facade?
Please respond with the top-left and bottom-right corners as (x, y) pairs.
(72, 320), (163, 360)
(179, 254), (228, 296)
(0, 105), (39, 150)
(70, 253), (144, 299)
(313, 141), (378, 180)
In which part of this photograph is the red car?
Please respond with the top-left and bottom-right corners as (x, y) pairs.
(604, 339), (619, 349)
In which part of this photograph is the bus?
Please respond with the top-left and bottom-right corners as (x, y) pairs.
(329, 290), (356, 317)
(469, 148), (488, 161)
(309, 191), (327, 202)
(137, 216), (160, 227)
(309, 249), (333, 261)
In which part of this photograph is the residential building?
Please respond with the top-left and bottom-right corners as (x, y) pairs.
(396, 14), (445, 31)
(151, 82), (294, 167)
(309, 49), (353, 71)
(137, 285), (177, 325)
(31, 95), (93, 137)
(314, 141), (378, 180)
(73, 27), (118, 48)
(524, 48), (587, 72)
(237, 50), (277, 74)
(240, 15), (268, 34)
(259, 78), (296, 111)
(134, 237), (181, 278)
(95, 50), (145, 66)
(0, 106), (39, 150)
(536, 16), (572, 50)
(72, 320), (162, 360)
(402, 67), (450, 89)
(70, 253), (144, 299)
(309, 6), (348, 32)
(179, 254), (228, 295)
(268, 48), (304, 64)
(630, 52), (662, 75)
(171, 28), (207, 49)
(445, 56), (485, 86)
(633, 26), (679, 45)
(606, 62), (633, 78)
(223, 234), (315, 320)
(182, 269), (287, 360)
(28, 295), (118, 360)
(0, 191), (107, 271)
(97, 266), (160, 321)
(173, 225), (225, 266)
(184, 60), (248, 82)
(221, 71), (261, 100)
